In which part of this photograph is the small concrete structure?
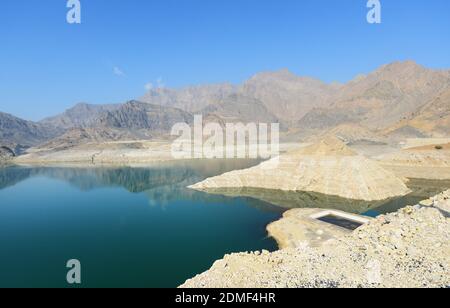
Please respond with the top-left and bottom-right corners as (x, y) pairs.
(310, 210), (371, 230)
(267, 208), (373, 249)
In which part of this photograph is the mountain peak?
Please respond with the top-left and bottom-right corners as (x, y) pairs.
(72, 102), (91, 107)
(377, 60), (425, 74)
(125, 99), (145, 105)
(249, 68), (299, 81)
(273, 68), (296, 77)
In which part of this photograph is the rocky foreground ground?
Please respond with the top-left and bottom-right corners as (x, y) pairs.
(181, 190), (450, 288)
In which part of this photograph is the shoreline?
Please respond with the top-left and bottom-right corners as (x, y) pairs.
(10, 142), (300, 165)
(180, 190), (450, 288)
(4, 158), (265, 170)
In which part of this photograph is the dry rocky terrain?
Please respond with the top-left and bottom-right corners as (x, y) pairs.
(377, 142), (450, 180)
(189, 137), (411, 201)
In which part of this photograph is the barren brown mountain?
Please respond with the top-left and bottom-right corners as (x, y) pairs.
(313, 123), (385, 145)
(200, 94), (279, 124)
(384, 87), (450, 138)
(2, 61), (449, 152)
(0, 112), (59, 150)
(140, 69), (338, 125)
(141, 83), (237, 113)
(239, 69), (340, 123)
(40, 103), (121, 130)
(298, 61), (450, 133)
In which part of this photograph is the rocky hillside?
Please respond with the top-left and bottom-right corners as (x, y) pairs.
(36, 127), (142, 151)
(1, 101), (195, 150)
(141, 69), (340, 125)
(99, 100), (194, 132)
(0, 112), (59, 149)
(40, 103), (121, 130)
(201, 94), (279, 124)
(385, 87), (450, 138)
(141, 83), (237, 112)
(240, 70), (340, 121)
(314, 123), (386, 145)
(298, 61), (450, 133)
(239, 69), (339, 123)
(140, 61), (449, 141)
(1, 61), (448, 151)
(0, 146), (15, 163)
(35, 101), (195, 150)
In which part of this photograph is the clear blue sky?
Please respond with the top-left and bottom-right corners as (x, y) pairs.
(1, 0), (449, 120)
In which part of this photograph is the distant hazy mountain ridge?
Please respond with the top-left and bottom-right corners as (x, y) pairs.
(0, 111), (59, 151)
(40, 103), (121, 130)
(141, 84), (237, 112)
(1, 61), (449, 151)
(299, 61), (450, 132)
(141, 68), (339, 124)
(240, 69), (339, 123)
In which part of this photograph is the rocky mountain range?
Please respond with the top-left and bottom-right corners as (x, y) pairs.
(141, 61), (449, 140)
(1, 61), (449, 155)
(100, 101), (193, 131)
(298, 61), (450, 133)
(40, 103), (121, 130)
(239, 69), (340, 123)
(141, 69), (339, 125)
(384, 86), (450, 137)
(141, 83), (237, 113)
(200, 94), (279, 124)
(0, 112), (59, 152)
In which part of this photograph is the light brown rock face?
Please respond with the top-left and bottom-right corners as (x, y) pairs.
(384, 87), (450, 138)
(141, 83), (237, 113)
(240, 69), (339, 122)
(297, 61), (450, 132)
(312, 123), (386, 145)
(377, 142), (450, 180)
(189, 137), (411, 201)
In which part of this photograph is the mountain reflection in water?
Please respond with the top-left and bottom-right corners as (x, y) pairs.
(1, 162), (448, 215)
(1, 161), (288, 212)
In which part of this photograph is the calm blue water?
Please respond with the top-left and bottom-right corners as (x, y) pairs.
(0, 160), (282, 288)
(0, 161), (447, 288)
